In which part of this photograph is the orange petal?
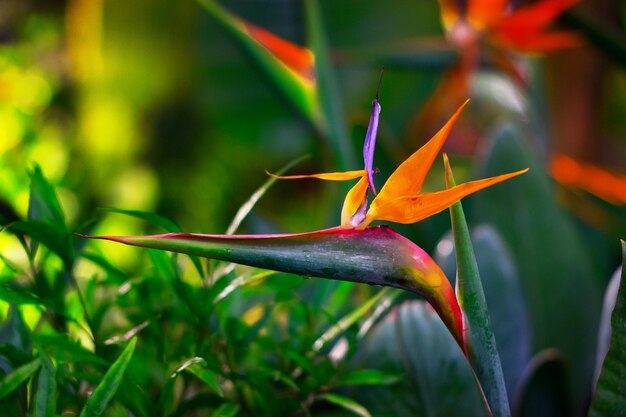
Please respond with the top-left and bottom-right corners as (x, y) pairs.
(467, 0), (509, 28)
(368, 168), (528, 224)
(243, 22), (315, 81)
(438, 0), (462, 30)
(491, 30), (583, 53)
(267, 169), (367, 181)
(372, 101), (468, 209)
(488, 0), (583, 52)
(341, 176), (370, 227)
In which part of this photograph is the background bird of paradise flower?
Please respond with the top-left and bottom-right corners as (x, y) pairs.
(0, 0), (625, 416)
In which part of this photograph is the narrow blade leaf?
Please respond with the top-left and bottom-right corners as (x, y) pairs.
(79, 337), (137, 417)
(588, 240), (626, 417)
(0, 358), (41, 399)
(196, 0), (319, 126)
(445, 155), (510, 417)
(317, 393), (372, 417)
(35, 353), (57, 417)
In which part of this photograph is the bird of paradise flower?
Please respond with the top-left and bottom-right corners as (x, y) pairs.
(419, 0), (583, 133)
(83, 95), (527, 353)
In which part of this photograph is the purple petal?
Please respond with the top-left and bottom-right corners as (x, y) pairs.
(363, 98), (381, 194)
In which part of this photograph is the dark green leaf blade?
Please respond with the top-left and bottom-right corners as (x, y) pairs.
(35, 353), (57, 417)
(335, 369), (400, 387)
(473, 124), (602, 412)
(304, 0), (355, 170)
(353, 301), (487, 417)
(0, 358), (41, 399)
(317, 393), (371, 417)
(588, 240), (626, 417)
(211, 403), (240, 417)
(8, 220), (73, 266)
(445, 156), (510, 417)
(435, 225), (531, 402)
(514, 350), (570, 417)
(99, 208), (181, 233)
(79, 337), (137, 417)
(28, 165), (65, 228)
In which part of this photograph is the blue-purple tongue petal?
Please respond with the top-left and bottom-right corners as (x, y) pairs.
(363, 98), (381, 195)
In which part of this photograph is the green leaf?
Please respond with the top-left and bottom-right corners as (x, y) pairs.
(99, 208), (181, 233)
(0, 304), (31, 354)
(435, 225), (531, 402)
(304, 0), (355, 170)
(100, 208), (203, 278)
(28, 165), (65, 228)
(317, 393), (371, 417)
(79, 337), (137, 417)
(35, 353), (57, 417)
(445, 157), (510, 417)
(32, 333), (108, 366)
(0, 358), (41, 399)
(473, 124), (602, 412)
(8, 220), (73, 266)
(313, 287), (396, 352)
(84, 226), (464, 347)
(334, 369), (400, 387)
(354, 301), (487, 417)
(80, 251), (129, 282)
(196, 0), (319, 127)
(211, 402), (240, 417)
(588, 240), (626, 417)
(184, 362), (224, 397)
(0, 284), (43, 306)
(513, 350), (570, 417)
(226, 155), (308, 235)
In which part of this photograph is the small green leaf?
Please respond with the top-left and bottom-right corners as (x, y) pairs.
(80, 251), (129, 282)
(334, 369), (400, 387)
(588, 241), (626, 417)
(32, 333), (108, 366)
(0, 304), (31, 354)
(28, 165), (65, 228)
(211, 402), (240, 417)
(99, 208), (203, 278)
(99, 208), (181, 233)
(8, 220), (73, 266)
(226, 155), (308, 235)
(184, 363), (224, 397)
(79, 337), (137, 417)
(313, 287), (396, 352)
(0, 358), (41, 399)
(35, 353), (57, 417)
(0, 285), (42, 306)
(317, 393), (371, 417)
